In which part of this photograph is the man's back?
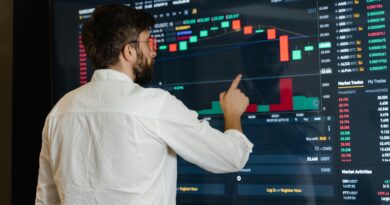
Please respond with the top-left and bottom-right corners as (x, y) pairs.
(42, 69), (174, 204)
(36, 69), (253, 205)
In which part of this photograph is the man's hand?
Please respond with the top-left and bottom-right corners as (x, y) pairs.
(219, 74), (249, 132)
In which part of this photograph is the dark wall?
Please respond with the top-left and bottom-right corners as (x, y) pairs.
(12, 0), (52, 203)
(0, 0), (13, 203)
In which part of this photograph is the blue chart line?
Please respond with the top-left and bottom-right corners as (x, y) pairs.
(150, 73), (320, 87)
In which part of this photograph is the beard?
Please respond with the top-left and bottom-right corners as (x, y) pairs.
(134, 51), (154, 86)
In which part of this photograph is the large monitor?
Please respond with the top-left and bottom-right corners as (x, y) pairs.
(52, 0), (390, 204)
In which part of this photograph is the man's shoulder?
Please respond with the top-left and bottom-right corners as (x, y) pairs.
(48, 83), (173, 118)
(47, 84), (89, 117)
(138, 86), (170, 99)
(118, 85), (178, 119)
(122, 84), (168, 104)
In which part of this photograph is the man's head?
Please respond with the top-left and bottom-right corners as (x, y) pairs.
(82, 4), (156, 85)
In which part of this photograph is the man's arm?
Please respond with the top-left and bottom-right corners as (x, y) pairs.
(158, 74), (253, 173)
(35, 118), (60, 205)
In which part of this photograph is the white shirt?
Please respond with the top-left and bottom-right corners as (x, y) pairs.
(35, 69), (253, 205)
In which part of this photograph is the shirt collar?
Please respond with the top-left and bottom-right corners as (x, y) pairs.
(91, 69), (134, 82)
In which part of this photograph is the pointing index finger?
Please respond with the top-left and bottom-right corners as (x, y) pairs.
(229, 74), (242, 91)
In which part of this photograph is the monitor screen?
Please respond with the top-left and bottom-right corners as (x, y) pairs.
(52, 0), (390, 204)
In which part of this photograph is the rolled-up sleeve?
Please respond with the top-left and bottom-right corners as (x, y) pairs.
(157, 93), (253, 173)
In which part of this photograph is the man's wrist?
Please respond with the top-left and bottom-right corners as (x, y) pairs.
(224, 114), (242, 132)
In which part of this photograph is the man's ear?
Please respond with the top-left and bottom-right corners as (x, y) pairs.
(122, 44), (137, 63)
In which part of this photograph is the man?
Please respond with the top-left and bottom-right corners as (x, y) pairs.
(35, 4), (253, 205)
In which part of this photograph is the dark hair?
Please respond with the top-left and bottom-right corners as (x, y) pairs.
(81, 4), (155, 70)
